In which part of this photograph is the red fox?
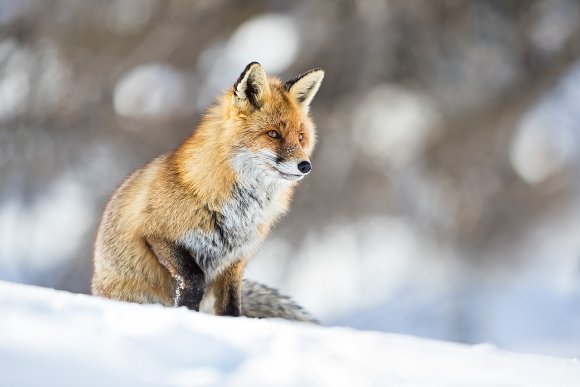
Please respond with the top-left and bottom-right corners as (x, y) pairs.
(92, 62), (324, 319)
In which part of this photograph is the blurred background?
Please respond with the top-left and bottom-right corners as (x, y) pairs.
(1, 0), (580, 358)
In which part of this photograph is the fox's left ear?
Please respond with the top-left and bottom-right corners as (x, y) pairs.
(284, 69), (325, 112)
(233, 62), (271, 110)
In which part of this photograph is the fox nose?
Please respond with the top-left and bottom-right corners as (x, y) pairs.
(297, 160), (312, 174)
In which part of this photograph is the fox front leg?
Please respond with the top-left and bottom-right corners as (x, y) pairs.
(146, 237), (205, 310)
(206, 258), (247, 317)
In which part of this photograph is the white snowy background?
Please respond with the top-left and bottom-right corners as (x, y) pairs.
(1, 1), (580, 384)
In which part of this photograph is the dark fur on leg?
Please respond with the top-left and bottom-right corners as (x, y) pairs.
(211, 258), (246, 316)
(147, 237), (205, 310)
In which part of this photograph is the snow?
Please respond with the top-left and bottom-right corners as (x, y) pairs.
(1, 280), (579, 387)
(530, 0), (579, 54)
(510, 58), (580, 184)
(0, 40), (33, 121)
(510, 103), (578, 184)
(105, 0), (158, 36)
(226, 14), (299, 75)
(114, 63), (190, 119)
(352, 85), (441, 167)
(0, 177), (93, 282)
(0, 38), (70, 121)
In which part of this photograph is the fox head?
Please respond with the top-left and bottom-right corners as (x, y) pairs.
(223, 62), (324, 183)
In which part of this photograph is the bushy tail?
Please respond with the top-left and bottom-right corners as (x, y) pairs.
(241, 279), (318, 324)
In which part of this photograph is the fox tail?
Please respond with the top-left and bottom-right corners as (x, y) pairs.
(241, 279), (317, 324)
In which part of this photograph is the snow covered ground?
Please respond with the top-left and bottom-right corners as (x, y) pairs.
(1, 280), (579, 387)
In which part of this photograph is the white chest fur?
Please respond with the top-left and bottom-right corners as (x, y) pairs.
(179, 151), (288, 280)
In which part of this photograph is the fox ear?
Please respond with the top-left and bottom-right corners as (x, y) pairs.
(233, 62), (271, 110)
(284, 69), (324, 112)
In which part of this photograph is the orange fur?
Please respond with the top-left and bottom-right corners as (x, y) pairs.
(92, 63), (324, 315)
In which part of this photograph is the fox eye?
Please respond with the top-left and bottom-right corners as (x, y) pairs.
(267, 130), (281, 139)
(299, 133), (304, 142)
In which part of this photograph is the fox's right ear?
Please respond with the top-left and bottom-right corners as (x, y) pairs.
(284, 69), (324, 112)
(233, 62), (271, 110)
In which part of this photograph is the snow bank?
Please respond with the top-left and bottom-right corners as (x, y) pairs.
(1, 280), (579, 387)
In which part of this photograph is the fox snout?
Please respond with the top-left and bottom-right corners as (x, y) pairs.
(277, 157), (311, 176)
(257, 149), (312, 181)
(278, 146), (311, 176)
(262, 154), (311, 181)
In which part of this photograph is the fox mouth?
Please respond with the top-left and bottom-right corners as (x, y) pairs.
(267, 165), (303, 181)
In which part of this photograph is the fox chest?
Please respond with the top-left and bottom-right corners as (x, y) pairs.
(179, 182), (283, 276)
